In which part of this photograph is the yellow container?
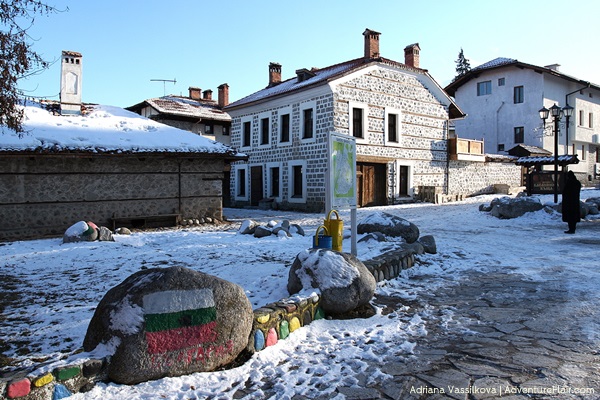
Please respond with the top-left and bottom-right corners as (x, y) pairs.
(324, 210), (343, 251)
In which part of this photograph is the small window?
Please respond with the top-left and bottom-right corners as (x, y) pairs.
(477, 81), (492, 96)
(352, 108), (364, 138)
(302, 108), (313, 139)
(498, 144), (505, 152)
(292, 165), (303, 197)
(589, 113), (594, 128)
(596, 148), (600, 163)
(260, 117), (269, 145)
(581, 145), (586, 161)
(237, 168), (246, 197)
(242, 121), (251, 147)
(387, 113), (398, 143)
(205, 123), (213, 135)
(223, 125), (230, 136)
(280, 113), (290, 143)
(498, 78), (505, 86)
(514, 127), (524, 143)
(579, 110), (585, 126)
(513, 86), (524, 104)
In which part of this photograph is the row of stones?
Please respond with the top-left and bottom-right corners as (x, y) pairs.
(0, 359), (105, 400)
(1, 247), (416, 399)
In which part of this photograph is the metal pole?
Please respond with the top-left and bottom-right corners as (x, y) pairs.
(554, 116), (559, 204)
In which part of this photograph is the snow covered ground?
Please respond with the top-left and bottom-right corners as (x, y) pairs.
(2, 190), (600, 399)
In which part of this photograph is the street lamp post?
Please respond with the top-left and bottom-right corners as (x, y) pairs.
(539, 103), (574, 203)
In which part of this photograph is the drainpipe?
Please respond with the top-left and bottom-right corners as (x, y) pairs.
(178, 161), (182, 217)
(445, 120), (450, 195)
(565, 82), (591, 153)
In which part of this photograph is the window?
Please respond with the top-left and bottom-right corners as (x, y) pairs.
(589, 113), (594, 129)
(579, 110), (585, 126)
(204, 123), (213, 135)
(236, 167), (247, 199)
(498, 78), (505, 86)
(267, 165), (280, 198)
(352, 108), (364, 138)
(260, 117), (269, 145)
(302, 108), (313, 139)
(280, 113), (290, 143)
(596, 148), (600, 163)
(384, 108), (401, 145)
(581, 145), (586, 161)
(514, 127), (524, 143)
(477, 81), (492, 96)
(288, 160), (306, 203)
(498, 144), (505, 152)
(242, 120), (251, 147)
(513, 86), (524, 104)
(223, 125), (230, 136)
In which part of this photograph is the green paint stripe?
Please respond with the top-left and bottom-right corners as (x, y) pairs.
(144, 307), (216, 332)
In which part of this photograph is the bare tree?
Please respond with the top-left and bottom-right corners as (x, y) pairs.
(0, 1), (61, 135)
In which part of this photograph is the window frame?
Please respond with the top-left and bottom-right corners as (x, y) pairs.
(234, 165), (249, 201)
(498, 78), (505, 86)
(477, 81), (492, 96)
(288, 160), (307, 203)
(259, 112), (270, 147)
(266, 162), (282, 201)
(513, 86), (524, 104)
(349, 101), (368, 143)
(514, 126), (524, 144)
(241, 117), (252, 149)
(278, 107), (292, 146)
(300, 101), (316, 143)
(384, 107), (402, 146)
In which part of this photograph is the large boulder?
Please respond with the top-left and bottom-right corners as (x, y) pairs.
(83, 266), (253, 385)
(490, 197), (544, 219)
(287, 249), (376, 315)
(357, 212), (419, 243)
(63, 221), (97, 243)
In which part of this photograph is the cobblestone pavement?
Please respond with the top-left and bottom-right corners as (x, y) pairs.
(361, 269), (600, 400)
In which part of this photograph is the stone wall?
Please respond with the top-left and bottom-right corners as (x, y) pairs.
(0, 155), (226, 241)
(448, 159), (522, 197)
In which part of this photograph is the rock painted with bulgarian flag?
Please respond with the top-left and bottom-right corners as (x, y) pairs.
(83, 266), (253, 384)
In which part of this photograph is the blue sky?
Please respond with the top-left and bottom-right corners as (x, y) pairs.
(18, 0), (600, 108)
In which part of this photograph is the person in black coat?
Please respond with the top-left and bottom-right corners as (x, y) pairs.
(561, 170), (581, 234)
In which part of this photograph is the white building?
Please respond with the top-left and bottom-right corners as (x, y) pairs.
(445, 58), (600, 184)
(224, 29), (465, 211)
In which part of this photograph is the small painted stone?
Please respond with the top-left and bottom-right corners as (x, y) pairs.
(253, 330), (265, 351)
(266, 328), (278, 347)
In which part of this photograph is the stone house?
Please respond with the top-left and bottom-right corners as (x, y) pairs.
(0, 51), (243, 241)
(445, 58), (600, 186)
(126, 84), (232, 146)
(224, 29), (469, 211)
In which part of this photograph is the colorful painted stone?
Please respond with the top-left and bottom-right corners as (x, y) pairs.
(33, 372), (54, 387)
(289, 317), (301, 332)
(279, 320), (290, 339)
(55, 365), (81, 381)
(6, 378), (30, 398)
(53, 383), (72, 399)
(303, 310), (312, 325)
(143, 289), (217, 354)
(253, 329), (265, 351)
(266, 328), (278, 347)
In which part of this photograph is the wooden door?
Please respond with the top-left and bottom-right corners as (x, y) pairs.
(357, 163), (387, 207)
(250, 166), (263, 206)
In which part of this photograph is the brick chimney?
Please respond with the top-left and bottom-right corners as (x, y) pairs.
(269, 62), (282, 87)
(218, 83), (229, 107)
(404, 43), (421, 68)
(203, 89), (213, 100)
(363, 29), (381, 59)
(189, 87), (201, 100)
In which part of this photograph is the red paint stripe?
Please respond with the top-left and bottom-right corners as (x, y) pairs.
(146, 321), (218, 354)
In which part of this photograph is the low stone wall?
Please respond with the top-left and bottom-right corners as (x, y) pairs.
(0, 247), (417, 399)
(448, 158), (522, 197)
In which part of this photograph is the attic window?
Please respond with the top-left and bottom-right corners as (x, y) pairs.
(296, 68), (315, 83)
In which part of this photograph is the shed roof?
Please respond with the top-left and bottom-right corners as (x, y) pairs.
(0, 101), (243, 158)
(515, 154), (579, 167)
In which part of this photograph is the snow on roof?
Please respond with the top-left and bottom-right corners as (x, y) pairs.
(137, 96), (231, 122)
(0, 101), (242, 157)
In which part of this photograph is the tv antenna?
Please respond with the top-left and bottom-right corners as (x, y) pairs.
(150, 78), (177, 96)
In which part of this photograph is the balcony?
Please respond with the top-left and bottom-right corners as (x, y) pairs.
(448, 137), (485, 162)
